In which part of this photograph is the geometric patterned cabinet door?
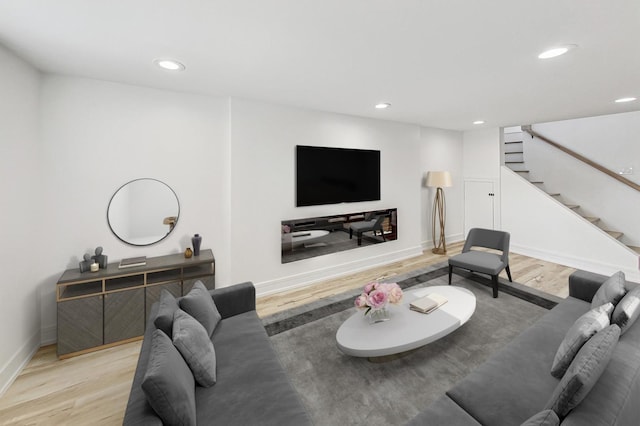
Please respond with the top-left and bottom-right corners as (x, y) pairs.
(104, 288), (145, 345)
(57, 295), (103, 357)
(183, 275), (215, 294)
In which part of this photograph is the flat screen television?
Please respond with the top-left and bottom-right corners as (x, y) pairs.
(296, 145), (381, 207)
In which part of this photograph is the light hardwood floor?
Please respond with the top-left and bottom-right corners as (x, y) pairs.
(0, 243), (574, 425)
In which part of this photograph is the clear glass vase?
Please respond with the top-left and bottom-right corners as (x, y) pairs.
(368, 307), (390, 324)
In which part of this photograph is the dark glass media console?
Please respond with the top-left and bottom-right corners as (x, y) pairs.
(281, 208), (397, 263)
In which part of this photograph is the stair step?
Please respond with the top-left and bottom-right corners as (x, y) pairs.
(504, 141), (523, 144)
(505, 161), (524, 164)
(529, 181), (544, 184)
(565, 204), (580, 210)
(547, 193), (561, 197)
(583, 216), (600, 224)
(605, 230), (623, 240)
(515, 170), (530, 173)
(505, 151), (524, 154)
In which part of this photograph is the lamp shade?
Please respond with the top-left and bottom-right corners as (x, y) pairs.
(425, 171), (452, 188)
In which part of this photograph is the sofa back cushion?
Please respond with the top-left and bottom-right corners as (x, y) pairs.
(550, 303), (613, 379)
(611, 286), (640, 335)
(173, 309), (217, 387)
(591, 271), (626, 309)
(153, 289), (179, 337)
(180, 281), (222, 337)
(545, 325), (620, 418)
(142, 329), (196, 426)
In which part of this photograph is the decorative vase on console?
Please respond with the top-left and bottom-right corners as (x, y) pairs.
(192, 234), (202, 256)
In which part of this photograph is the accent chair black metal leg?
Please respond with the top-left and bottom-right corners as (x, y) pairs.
(448, 265), (453, 285)
(505, 265), (513, 282)
(492, 275), (499, 298)
(357, 232), (362, 246)
(349, 229), (353, 239)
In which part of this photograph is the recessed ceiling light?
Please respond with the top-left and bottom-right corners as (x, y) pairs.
(614, 97), (637, 103)
(375, 103), (391, 109)
(154, 59), (186, 71)
(538, 44), (577, 59)
(473, 120), (485, 125)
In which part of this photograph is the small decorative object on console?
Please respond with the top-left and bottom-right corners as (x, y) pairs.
(90, 262), (99, 272)
(354, 282), (403, 324)
(184, 247), (193, 258)
(79, 253), (93, 273)
(91, 246), (108, 269)
(192, 234), (202, 256)
(119, 256), (147, 269)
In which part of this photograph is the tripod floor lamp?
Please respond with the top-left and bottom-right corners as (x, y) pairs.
(426, 171), (452, 254)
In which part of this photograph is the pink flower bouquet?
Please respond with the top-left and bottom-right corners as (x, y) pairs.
(354, 282), (403, 315)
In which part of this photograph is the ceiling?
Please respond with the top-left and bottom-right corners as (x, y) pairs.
(0, 0), (638, 131)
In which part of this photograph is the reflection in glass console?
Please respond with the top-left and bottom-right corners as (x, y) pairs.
(281, 209), (397, 264)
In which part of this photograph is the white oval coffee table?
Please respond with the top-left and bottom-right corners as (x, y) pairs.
(336, 286), (476, 358)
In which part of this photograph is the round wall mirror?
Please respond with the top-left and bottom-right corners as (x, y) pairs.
(107, 178), (180, 246)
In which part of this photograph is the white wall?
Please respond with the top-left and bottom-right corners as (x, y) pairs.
(527, 114), (640, 246)
(535, 112), (640, 184)
(0, 45), (42, 394)
(229, 99), (464, 295)
(502, 167), (639, 282)
(38, 76), (231, 343)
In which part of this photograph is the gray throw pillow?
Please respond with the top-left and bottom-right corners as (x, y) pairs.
(611, 286), (640, 335)
(520, 409), (560, 426)
(179, 281), (222, 337)
(153, 289), (180, 337)
(173, 309), (217, 387)
(142, 329), (196, 426)
(545, 324), (621, 418)
(591, 271), (626, 309)
(550, 303), (613, 378)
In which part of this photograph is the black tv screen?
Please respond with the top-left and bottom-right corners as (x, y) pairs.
(296, 145), (381, 207)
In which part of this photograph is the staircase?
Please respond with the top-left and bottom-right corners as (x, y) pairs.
(503, 130), (639, 254)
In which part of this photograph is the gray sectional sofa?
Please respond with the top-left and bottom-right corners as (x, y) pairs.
(123, 282), (311, 425)
(408, 270), (640, 426)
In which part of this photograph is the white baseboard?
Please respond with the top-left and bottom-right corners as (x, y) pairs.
(41, 324), (57, 346)
(0, 331), (40, 398)
(255, 246), (424, 297)
(512, 244), (640, 283)
(420, 233), (464, 251)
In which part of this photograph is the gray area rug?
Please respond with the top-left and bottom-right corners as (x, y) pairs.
(266, 267), (550, 425)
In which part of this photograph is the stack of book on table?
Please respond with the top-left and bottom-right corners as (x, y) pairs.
(410, 293), (448, 314)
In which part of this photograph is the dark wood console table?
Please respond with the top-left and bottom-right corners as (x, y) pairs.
(56, 249), (215, 358)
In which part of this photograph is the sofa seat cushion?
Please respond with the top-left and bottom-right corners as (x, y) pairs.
(406, 395), (481, 426)
(446, 297), (589, 426)
(195, 310), (311, 425)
